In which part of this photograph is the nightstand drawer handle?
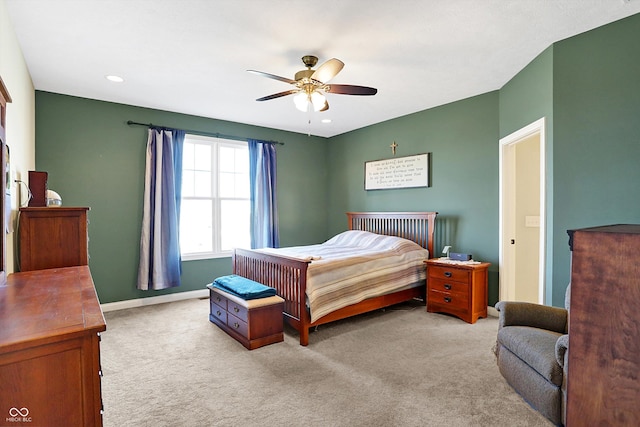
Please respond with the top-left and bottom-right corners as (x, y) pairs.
(233, 306), (240, 313)
(444, 297), (452, 303)
(233, 322), (240, 329)
(444, 272), (452, 278)
(216, 296), (222, 302)
(444, 284), (452, 290)
(216, 310), (222, 316)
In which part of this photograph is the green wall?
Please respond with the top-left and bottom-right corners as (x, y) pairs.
(550, 13), (640, 304)
(499, 46), (555, 304)
(35, 93), (328, 303)
(327, 92), (501, 304)
(34, 12), (640, 308)
(498, 13), (640, 306)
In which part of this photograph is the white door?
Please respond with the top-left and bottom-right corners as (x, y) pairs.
(499, 118), (546, 304)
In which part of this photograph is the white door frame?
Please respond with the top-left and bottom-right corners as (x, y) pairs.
(499, 118), (546, 304)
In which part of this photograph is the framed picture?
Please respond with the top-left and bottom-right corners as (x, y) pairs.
(364, 153), (430, 190)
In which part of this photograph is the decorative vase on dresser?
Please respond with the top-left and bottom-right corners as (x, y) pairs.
(567, 225), (640, 426)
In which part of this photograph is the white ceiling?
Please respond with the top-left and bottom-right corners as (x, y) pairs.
(6, 0), (640, 138)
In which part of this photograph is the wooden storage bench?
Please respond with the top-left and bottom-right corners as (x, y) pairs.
(207, 285), (284, 350)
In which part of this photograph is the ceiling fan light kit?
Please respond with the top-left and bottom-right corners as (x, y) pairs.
(248, 55), (377, 113)
(294, 90), (327, 112)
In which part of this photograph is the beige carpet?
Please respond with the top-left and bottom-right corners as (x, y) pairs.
(101, 298), (551, 427)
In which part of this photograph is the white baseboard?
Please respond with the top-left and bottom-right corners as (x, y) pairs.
(101, 289), (209, 312)
(100, 289), (501, 318)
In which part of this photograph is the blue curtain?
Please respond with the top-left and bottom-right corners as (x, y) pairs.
(137, 128), (185, 290)
(248, 139), (279, 249)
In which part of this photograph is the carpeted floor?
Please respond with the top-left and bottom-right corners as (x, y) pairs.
(101, 298), (551, 426)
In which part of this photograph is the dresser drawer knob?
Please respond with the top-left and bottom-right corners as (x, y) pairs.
(444, 284), (452, 290)
(216, 310), (222, 316)
(233, 322), (240, 329)
(216, 296), (221, 302)
(444, 271), (452, 278)
(444, 297), (452, 303)
(233, 306), (240, 313)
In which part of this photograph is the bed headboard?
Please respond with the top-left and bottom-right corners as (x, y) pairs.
(346, 211), (438, 258)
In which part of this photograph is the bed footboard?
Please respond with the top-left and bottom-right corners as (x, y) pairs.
(232, 248), (311, 345)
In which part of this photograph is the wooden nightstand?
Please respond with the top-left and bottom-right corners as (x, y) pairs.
(424, 259), (491, 324)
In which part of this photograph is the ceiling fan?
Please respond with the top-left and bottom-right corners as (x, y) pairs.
(248, 55), (377, 112)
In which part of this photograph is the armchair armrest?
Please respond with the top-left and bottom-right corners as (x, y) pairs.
(555, 334), (569, 368)
(495, 301), (568, 333)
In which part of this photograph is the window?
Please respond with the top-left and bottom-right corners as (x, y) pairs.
(180, 134), (250, 259)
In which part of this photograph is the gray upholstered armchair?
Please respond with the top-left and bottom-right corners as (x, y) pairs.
(494, 289), (570, 426)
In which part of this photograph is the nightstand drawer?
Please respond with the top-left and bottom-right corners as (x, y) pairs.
(429, 289), (469, 310)
(429, 277), (468, 294)
(428, 265), (470, 283)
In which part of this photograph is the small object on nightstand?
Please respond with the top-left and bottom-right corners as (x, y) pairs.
(449, 252), (472, 261)
(424, 259), (491, 324)
(442, 245), (452, 258)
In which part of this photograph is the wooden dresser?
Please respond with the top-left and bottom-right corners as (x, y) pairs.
(19, 207), (90, 271)
(566, 225), (640, 426)
(0, 266), (106, 426)
(425, 259), (490, 324)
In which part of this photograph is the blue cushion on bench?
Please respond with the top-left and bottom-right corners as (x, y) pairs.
(211, 274), (276, 300)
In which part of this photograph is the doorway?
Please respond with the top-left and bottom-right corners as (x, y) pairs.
(499, 118), (546, 304)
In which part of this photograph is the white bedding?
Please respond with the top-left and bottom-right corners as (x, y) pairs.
(258, 230), (429, 322)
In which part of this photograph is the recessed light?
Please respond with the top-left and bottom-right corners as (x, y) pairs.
(321, 119), (332, 124)
(105, 75), (124, 83)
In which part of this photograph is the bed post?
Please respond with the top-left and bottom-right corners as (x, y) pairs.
(232, 248), (311, 345)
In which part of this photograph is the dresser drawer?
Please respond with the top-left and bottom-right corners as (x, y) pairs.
(428, 277), (468, 294)
(227, 300), (248, 322)
(227, 313), (248, 337)
(210, 304), (227, 323)
(428, 265), (470, 283)
(429, 289), (469, 311)
(211, 291), (227, 310)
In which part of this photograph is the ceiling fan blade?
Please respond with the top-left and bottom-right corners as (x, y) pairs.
(311, 58), (344, 83)
(247, 70), (297, 85)
(256, 89), (299, 101)
(326, 84), (377, 95)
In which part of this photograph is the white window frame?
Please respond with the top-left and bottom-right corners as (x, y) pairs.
(180, 134), (250, 260)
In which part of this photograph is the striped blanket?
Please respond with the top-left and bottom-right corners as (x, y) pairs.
(259, 230), (429, 323)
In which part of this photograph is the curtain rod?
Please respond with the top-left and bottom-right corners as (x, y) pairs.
(126, 120), (284, 145)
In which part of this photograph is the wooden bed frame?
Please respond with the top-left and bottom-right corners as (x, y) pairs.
(232, 211), (438, 345)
